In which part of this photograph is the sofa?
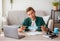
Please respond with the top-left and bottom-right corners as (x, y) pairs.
(3, 10), (53, 31)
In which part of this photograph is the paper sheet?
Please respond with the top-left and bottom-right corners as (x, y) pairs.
(43, 35), (49, 38)
(26, 31), (42, 35)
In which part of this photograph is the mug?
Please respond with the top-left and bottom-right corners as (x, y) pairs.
(53, 27), (59, 35)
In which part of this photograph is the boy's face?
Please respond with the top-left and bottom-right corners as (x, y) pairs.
(27, 10), (36, 19)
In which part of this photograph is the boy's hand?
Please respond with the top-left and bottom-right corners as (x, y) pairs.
(41, 26), (48, 32)
(18, 26), (26, 32)
(18, 28), (23, 32)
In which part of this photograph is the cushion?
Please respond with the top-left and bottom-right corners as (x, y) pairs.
(48, 19), (53, 31)
(42, 15), (50, 24)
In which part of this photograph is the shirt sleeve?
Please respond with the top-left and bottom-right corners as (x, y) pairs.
(22, 18), (28, 27)
(22, 18), (30, 31)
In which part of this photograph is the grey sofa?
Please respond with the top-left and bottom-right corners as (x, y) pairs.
(3, 10), (53, 31)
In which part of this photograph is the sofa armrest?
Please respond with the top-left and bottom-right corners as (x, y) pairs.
(48, 19), (53, 31)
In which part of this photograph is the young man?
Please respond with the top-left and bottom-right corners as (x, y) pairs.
(18, 7), (48, 32)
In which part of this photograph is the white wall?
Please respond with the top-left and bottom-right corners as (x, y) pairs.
(3, 0), (56, 16)
(0, 0), (2, 16)
(12, 0), (52, 10)
(0, 0), (2, 29)
(2, 0), (11, 17)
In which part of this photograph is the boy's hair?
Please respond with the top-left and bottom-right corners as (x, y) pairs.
(26, 7), (35, 12)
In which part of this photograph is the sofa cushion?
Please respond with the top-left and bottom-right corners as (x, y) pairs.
(7, 11), (27, 25)
(42, 15), (50, 24)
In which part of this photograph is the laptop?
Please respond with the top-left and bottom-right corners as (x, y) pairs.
(3, 25), (25, 39)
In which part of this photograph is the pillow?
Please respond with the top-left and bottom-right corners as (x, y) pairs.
(42, 15), (50, 24)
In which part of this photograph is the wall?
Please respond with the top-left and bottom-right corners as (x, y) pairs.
(0, 0), (2, 30)
(12, 0), (52, 10)
(2, 0), (56, 17)
(0, 0), (2, 16)
(59, 0), (60, 9)
(2, 0), (11, 17)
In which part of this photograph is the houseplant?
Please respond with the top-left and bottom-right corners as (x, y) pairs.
(10, 0), (13, 3)
(52, 1), (60, 10)
(10, 0), (13, 9)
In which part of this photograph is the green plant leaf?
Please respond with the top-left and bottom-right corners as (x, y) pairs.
(10, 0), (13, 3)
(52, 1), (60, 6)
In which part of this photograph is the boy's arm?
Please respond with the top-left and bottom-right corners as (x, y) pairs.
(18, 18), (29, 32)
(41, 26), (48, 32)
(18, 26), (26, 32)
